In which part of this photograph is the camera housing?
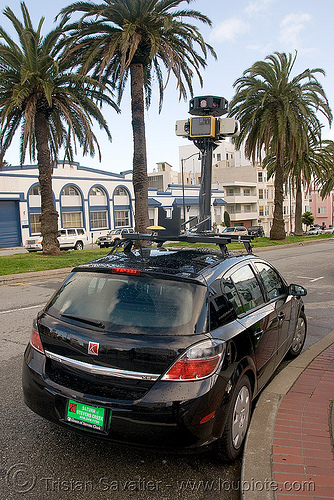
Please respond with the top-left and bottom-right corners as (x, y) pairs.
(189, 96), (228, 117)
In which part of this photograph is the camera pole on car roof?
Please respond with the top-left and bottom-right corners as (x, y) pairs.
(176, 96), (240, 232)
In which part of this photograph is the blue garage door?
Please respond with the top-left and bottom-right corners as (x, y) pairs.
(0, 200), (22, 248)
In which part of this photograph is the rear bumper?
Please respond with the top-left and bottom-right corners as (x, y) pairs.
(22, 345), (231, 451)
(25, 244), (42, 251)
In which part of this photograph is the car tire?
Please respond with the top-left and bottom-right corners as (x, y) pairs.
(286, 310), (307, 359)
(112, 238), (120, 246)
(74, 241), (84, 251)
(218, 375), (252, 462)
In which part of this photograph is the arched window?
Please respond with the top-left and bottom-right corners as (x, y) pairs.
(60, 184), (83, 228)
(62, 185), (80, 196)
(91, 186), (105, 196)
(113, 186), (132, 228)
(89, 186), (109, 230)
(28, 184), (41, 234)
(114, 186), (128, 197)
(30, 185), (41, 196)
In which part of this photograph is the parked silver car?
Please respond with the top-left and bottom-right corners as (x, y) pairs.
(307, 227), (321, 236)
(222, 226), (248, 236)
(321, 227), (334, 234)
(96, 228), (134, 248)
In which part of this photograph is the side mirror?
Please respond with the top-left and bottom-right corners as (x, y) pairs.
(289, 284), (307, 297)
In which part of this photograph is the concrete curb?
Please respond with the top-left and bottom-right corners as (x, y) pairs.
(241, 330), (334, 500)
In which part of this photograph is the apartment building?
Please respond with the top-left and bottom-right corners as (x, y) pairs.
(178, 141), (312, 235)
(307, 189), (334, 228)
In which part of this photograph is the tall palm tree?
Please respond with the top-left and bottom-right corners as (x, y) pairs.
(59, 0), (216, 234)
(0, 2), (118, 254)
(264, 135), (334, 235)
(229, 52), (332, 240)
(317, 140), (334, 198)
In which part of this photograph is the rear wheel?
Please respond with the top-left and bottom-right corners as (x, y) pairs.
(286, 310), (307, 358)
(74, 241), (83, 250)
(218, 375), (252, 462)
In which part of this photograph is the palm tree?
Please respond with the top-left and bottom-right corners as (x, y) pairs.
(317, 140), (334, 198)
(58, 0), (216, 234)
(229, 52), (332, 240)
(264, 136), (334, 235)
(0, 2), (118, 254)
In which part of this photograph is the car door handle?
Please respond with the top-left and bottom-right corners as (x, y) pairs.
(278, 312), (285, 322)
(254, 330), (263, 340)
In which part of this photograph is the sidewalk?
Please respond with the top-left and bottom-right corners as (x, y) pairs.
(242, 331), (334, 500)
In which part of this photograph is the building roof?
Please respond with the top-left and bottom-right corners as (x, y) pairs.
(148, 198), (162, 207)
(172, 197), (199, 207)
(213, 198), (227, 206)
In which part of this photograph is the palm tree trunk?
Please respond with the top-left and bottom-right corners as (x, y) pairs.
(35, 111), (60, 255)
(130, 63), (149, 235)
(294, 175), (303, 235)
(270, 144), (286, 240)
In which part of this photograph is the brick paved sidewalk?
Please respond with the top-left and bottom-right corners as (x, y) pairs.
(272, 344), (334, 500)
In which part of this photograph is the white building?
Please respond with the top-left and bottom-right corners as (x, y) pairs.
(0, 161), (227, 248)
(0, 162), (134, 248)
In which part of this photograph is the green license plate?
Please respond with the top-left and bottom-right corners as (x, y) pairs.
(66, 400), (106, 430)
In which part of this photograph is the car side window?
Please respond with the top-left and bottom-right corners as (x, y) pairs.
(222, 278), (244, 315)
(209, 294), (236, 330)
(228, 265), (265, 313)
(255, 262), (286, 300)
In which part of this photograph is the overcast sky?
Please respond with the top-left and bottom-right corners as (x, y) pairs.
(1, 0), (334, 173)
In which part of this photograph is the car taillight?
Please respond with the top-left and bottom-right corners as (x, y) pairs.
(162, 339), (225, 381)
(30, 320), (44, 354)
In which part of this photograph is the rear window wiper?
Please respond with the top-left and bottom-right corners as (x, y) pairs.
(60, 313), (105, 329)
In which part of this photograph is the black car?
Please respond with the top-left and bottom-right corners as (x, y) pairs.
(22, 233), (307, 461)
(248, 226), (265, 237)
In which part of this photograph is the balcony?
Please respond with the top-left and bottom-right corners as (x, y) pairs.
(224, 194), (258, 204)
(228, 211), (258, 221)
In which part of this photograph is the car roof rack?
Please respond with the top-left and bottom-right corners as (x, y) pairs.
(118, 231), (254, 256)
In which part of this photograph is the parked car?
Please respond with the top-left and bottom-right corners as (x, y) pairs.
(23, 234), (307, 461)
(96, 228), (134, 248)
(25, 228), (88, 252)
(222, 226), (248, 236)
(321, 227), (334, 234)
(25, 236), (43, 252)
(248, 226), (265, 237)
(57, 228), (88, 250)
(307, 227), (321, 236)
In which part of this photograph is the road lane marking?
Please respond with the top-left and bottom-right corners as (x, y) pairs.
(296, 276), (325, 282)
(0, 304), (45, 314)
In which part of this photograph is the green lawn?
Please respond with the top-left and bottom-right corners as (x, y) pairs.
(0, 234), (332, 276)
(167, 234), (333, 249)
(0, 248), (110, 275)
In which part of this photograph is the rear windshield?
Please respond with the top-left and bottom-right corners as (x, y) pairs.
(46, 272), (207, 335)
